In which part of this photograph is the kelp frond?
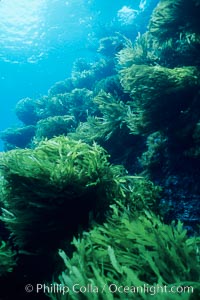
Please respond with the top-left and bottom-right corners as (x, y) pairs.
(51, 202), (200, 300)
(0, 240), (16, 276)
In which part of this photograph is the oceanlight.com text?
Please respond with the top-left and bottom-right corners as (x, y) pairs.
(25, 283), (194, 296)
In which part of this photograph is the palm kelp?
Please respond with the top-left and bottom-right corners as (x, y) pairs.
(35, 115), (76, 141)
(120, 65), (200, 135)
(51, 203), (200, 300)
(148, 0), (200, 66)
(0, 125), (36, 150)
(0, 136), (130, 254)
(149, 0), (200, 41)
(0, 0), (200, 299)
(0, 240), (16, 277)
(116, 0), (200, 228)
(71, 91), (130, 143)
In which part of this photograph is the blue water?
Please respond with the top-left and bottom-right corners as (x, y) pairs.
(0, 0), (158, 150)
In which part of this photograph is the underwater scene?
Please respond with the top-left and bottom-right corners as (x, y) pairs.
(0, 0), (200, 299)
